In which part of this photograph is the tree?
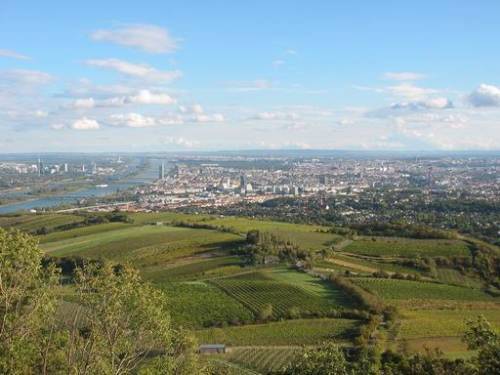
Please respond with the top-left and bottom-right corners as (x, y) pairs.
(281, 342), (349, 375)
(0, 228), (59, 374)
(258, 304), (273, 321)
(66, 262), (202, 374)
(246, 229), (260, 245)
(0, 228), (205, 374)
(463, 315), (500, 375)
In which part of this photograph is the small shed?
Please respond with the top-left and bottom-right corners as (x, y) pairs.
(198, 344), (226, 354)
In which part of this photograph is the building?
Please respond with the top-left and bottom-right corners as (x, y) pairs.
(63, 163), (68, 173)
(38, 158), (44, 176)
(159, 163), (165, 180)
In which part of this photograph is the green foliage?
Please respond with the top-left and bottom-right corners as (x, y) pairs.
(258, 303), (273, 321)
(0, 228), (59, 374)
(328, 275), (385, 313)
(0, 228), (206, 374)
(281, 341), (350, 375)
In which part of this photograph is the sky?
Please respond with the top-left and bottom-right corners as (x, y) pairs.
(1, 0), (499, 152)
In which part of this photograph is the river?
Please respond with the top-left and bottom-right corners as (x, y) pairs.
(0, 158), (166, 214)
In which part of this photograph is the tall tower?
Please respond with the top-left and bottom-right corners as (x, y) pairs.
(159, 163), (165, 180)
(38, 157), (45, 176)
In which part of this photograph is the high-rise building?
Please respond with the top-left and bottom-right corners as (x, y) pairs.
(159, 163), (165, 180)
(63, 163), (68, 173)
(240, 175), (248, 195)
(92, 162), (97, 174)
(38, 157), (44, 176)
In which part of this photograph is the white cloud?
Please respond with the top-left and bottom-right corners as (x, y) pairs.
(273, 59), (285, 67)
(384, 72), (426, 81)
(179, 104), (204, 114)
(0, 49), (30, 60)
(163, 136), (199, 148)
(191, 113), (225, 123)
(109, 113), (157, 128)
(387, 83), (437, 100)
(128, 90), (176, 105)
(390, 97), (453, 111)
(85, 59), (181, 82)
(0, 69), (52, 85)
(72, 117), (100, 130)
(250, 111), (299, 121)
(91, 24), (178, 54)
(73, 97), (96, 109)
(467, 84), (500, 107)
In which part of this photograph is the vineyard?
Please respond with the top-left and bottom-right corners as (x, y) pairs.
(210, 269), (353, 319)
(196, 318), (359, 346)
(345, 237), (471, 257)
(217, 347), (299, 373)
(1, 211), (499, 370)
(159, 281), (254, 328)
(351, 277), (495, 302)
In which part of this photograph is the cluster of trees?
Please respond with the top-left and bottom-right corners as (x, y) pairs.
(328, 275), (385, 314)
(280, 316), (500, 375)
(348, 223), (455, 240)
(0, 228), (206, 374)
(243, 229), (312, 265)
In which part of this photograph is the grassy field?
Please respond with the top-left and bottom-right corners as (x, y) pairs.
(40, 225), (242, 261)
(351, 277), (496, 302)
(131, 212), (342, 250)
(158, 281), (254, 328)
(346, 237), (471, 257)
(211, 268), (353, 319)
(398, 309), (500, 339)
(196, 318), (358, 346)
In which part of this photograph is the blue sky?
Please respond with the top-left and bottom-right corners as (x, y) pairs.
(1, 0), (499, 152)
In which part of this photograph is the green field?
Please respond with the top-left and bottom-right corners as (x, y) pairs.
(217, 347), (299, 373)
(3, 211), (499, 365)
(434, 268), (483, 289)
(346, 237), (471, 257)
(142, 256), (245, 282)
(351, 277), (495, 302)
(211, 269), (353, 318)
(196, 318), (358, 346)
(159, 281), (254, 328)
(0, 213), (85, 232)
(398, 309), (500, 339)
(40, 225), (242, 261)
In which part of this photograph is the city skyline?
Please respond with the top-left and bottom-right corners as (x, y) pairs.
(1, 1), (500, 152)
